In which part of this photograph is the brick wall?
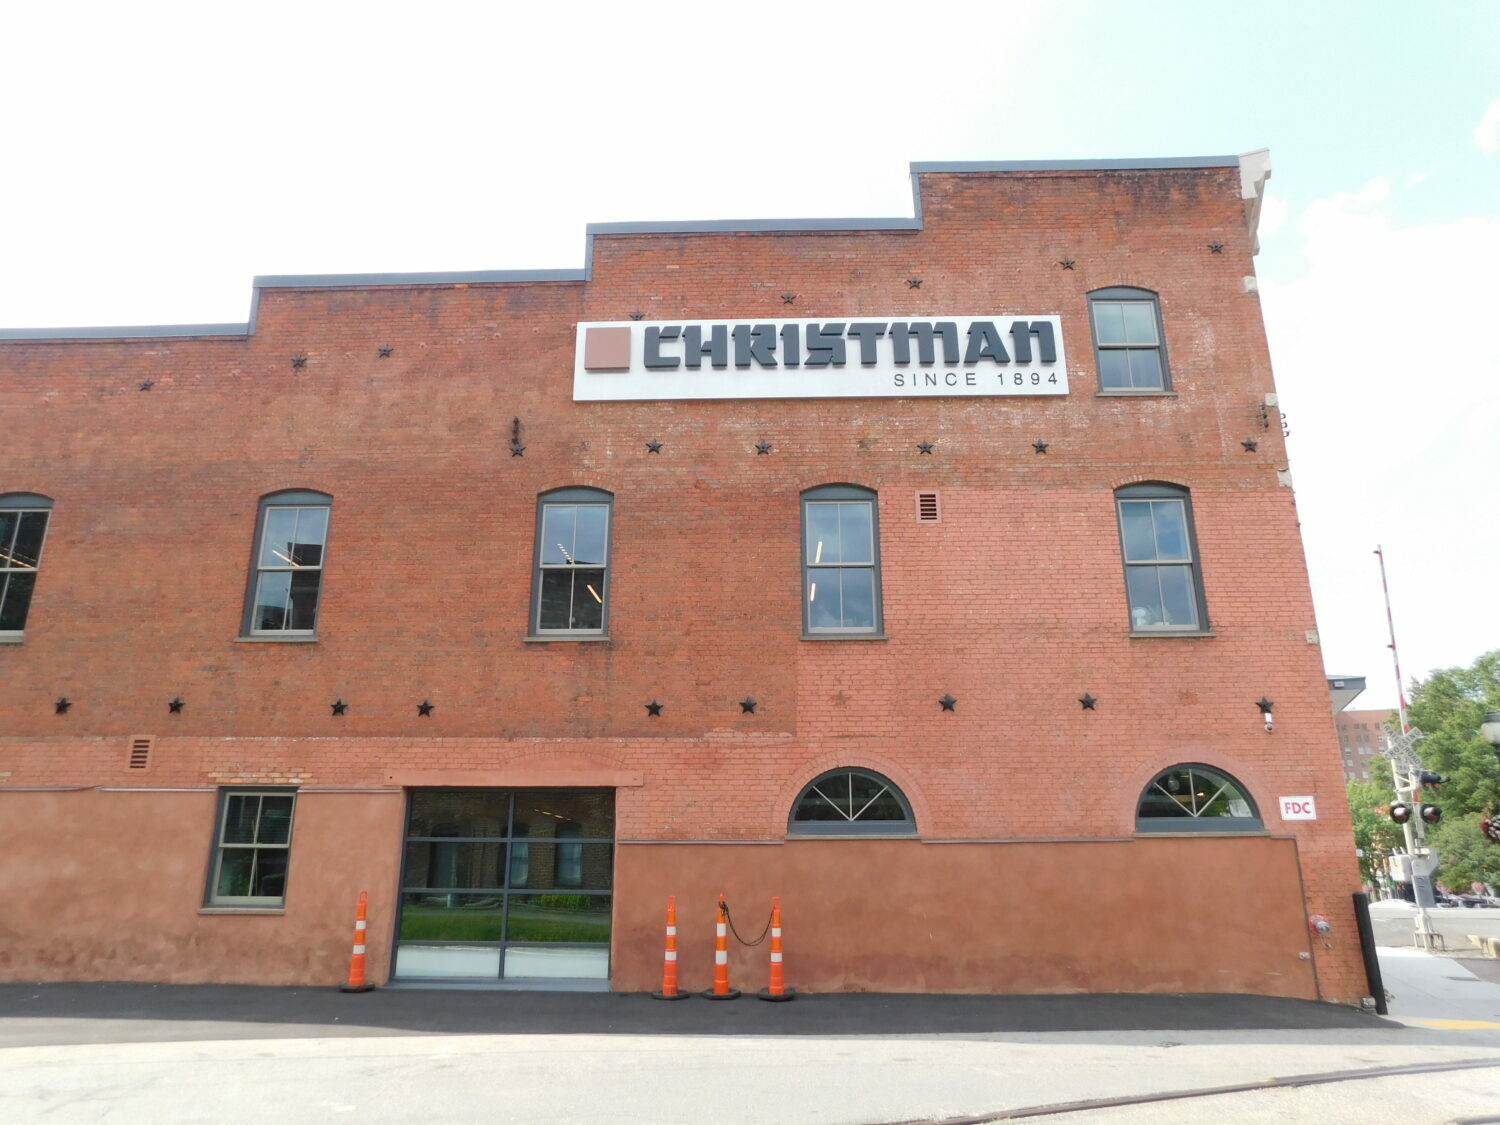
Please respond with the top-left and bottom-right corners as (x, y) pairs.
(0, 163), (1367, 1000)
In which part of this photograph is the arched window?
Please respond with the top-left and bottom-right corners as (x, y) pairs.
(1115, 482), (1208, 633)
(242, 490), (332, 637)
(0, 493), (53, 638)
(801, 484), (882, 636)
(531, 487), (613, 636)
(789, 768), (915, 835)
(1088, 286), (1170, 392)
(1136, 764), (1263, 833)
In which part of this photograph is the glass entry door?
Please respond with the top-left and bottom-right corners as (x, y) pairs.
(395, 788), (614, 982)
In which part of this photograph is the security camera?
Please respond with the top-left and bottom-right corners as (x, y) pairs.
(1264, 717), (1274, 733)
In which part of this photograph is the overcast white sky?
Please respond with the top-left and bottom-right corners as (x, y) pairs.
(3, 1), (1497, 708)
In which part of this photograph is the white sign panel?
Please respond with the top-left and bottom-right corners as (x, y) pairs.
(1279, 795), (1319, 821)
(573, 315), (1068, 401)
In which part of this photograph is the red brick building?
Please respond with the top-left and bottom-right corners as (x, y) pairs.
(1337, 708), (1395, 783)
(0, 153), (1370, 1003)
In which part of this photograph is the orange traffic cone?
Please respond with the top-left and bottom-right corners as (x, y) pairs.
(339, 890), (375, 992)
(701, 893), (740, 1000)
(652, 895), (690, 1000)
(758, 896), (795, 1001)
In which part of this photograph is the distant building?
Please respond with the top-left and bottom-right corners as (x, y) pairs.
(1327, 673), (1392, 782)
(1338, 709), (1395, 783)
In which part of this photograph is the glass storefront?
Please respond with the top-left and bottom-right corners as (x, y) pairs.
(394, 788), (614, 982)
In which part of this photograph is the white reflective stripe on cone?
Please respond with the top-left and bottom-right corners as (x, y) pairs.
(666, 926), (676, 935)
(353, 945), (367, 955)
(664, 951), (677, 961)
(715, 950), (728, 964)
(770, 952), (782, 962)
(356, 920), (367, 930)
(771, 928), (781, 938)
(717, 924), (727, 936)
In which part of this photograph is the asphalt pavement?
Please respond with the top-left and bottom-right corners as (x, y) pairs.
(0, 981), (1385, 1048)
(3, 950), (1500, 1124)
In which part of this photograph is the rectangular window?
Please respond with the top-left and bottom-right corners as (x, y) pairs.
(0, 503), (51, 636)
(208, 791), (296, 907)
(249, 500), (329, 635)
(803, 487), (881, 635)
(532, 491), (612, 636)
(1091, 290), (1169, 391)
(1116, 486), (1207, 633)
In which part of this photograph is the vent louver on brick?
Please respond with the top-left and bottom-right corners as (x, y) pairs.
(916, 491), (941, 522)
(128, 736), (153, 770)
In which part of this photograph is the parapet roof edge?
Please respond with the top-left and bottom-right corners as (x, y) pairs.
(0, 154), (1260, 341)
(910, 156), (1241, 172)
(0, 323), (251, 341)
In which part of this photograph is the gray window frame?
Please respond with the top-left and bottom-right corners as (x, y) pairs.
(1114, 482), (1209, 635)
(529, 487), (613, 638)
(241, 490), (332, 639)
(205, 787), (298, 907)
(1088, 286), (1171, 392)
(788, 767), (916, 836)
(1135, 764), (1263, 834)
(0, 492), (53, 640)
(801, 484), (883, 638)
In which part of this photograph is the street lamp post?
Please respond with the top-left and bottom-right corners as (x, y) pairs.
(1481, 711), (1500, 755)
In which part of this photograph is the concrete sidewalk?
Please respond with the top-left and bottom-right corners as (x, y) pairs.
(6, 968), (1500, 1124)
(1377, 946), (1500, 1030)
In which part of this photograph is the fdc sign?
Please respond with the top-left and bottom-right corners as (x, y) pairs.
(1279, 795), (1318, 821)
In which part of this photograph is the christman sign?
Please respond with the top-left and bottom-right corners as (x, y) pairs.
(575, 316), (1069, 401)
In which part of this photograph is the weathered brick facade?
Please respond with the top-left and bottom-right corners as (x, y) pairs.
(0, 155), (1368, 1002)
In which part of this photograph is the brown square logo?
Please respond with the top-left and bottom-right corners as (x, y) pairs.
(583, 326), (632, 371)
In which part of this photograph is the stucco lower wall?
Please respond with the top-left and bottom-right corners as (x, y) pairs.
(0, 790), (404, 985)
(613, 836), (1320, 998)
(1, 790), (1320, 999)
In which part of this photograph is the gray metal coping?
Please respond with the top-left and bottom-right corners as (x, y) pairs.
(0, 156), (1250, 342)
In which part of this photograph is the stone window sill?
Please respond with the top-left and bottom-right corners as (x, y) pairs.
(1096, 389), (1178, 398)
(198, 907), (286, 915)
(234, 636), (319, 643)
(524, 635), (611, 643)
(1129, 630), (1216, 639)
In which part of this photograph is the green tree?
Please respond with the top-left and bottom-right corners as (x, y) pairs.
(1346, 778), (1405, 889)
(1426, 814), (1500, 893)
(1404, 650), (1500, 890)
